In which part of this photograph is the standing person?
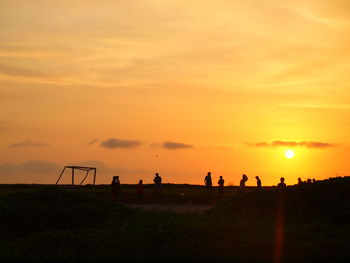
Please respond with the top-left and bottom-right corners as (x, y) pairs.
(298, 178), (303, 185)
(153, 173), (162, 194)
(239, 174), (248, 192)
(111, 176), (120, 199)
(255, 176), (262, 189)
(204, 172), (213, 193)
(277, 177), (287, 188)
(218, 176), (224, 194)
(136, 180), (144, 200)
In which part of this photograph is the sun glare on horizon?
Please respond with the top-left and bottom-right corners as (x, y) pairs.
(285, 150), (295, 159)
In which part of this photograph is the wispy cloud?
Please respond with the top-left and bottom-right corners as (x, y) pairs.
(0, 120), (10, 132)
(8, 139), (49, 148)
(100, 138), (142, 149)
(282, 104), (350, 111)
(69, 160), (117, 174)
(248, 140), (337, 149)
(0, 62), (50, 78)
(87, 138), (98, 145)
(163, 141), (193, 150)
(0, 160), (60, 174)
(68, 160), (149, 176)
(0, 160), (148, 177)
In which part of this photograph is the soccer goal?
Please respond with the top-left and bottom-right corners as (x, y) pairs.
(56, 166), (97, 186)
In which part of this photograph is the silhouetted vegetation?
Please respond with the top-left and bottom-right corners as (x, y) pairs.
(0, 177), (349, 262)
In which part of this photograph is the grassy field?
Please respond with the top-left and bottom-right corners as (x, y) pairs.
(0, 178), (349, 262)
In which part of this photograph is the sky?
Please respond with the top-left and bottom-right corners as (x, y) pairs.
(1, 0), (350, 185)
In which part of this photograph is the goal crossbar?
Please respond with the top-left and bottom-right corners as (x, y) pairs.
(56, 166), (97, 185)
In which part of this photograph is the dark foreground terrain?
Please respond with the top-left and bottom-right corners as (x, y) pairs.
(0, 178), (349, 263)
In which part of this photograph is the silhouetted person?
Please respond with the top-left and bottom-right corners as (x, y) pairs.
(255, 176), (261, 189)
(153, 172), (162, 194)
(239, 174), (248, 192)
(307, 178), (312, 184)
(218, 176), (224, 194)
(277, 177), (286, 188)
(312, 178), (316, 183)
(298, 177), (303, 185)
(111, 176), (120, 199)
(137, 180), (144, 200)
(204, 172), (213, 193)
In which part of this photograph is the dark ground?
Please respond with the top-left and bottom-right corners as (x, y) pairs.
(0, 177), (349, 263)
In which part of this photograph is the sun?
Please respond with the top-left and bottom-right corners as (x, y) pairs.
(285, 149), (295, 159)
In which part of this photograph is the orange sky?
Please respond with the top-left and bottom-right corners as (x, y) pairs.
(1, 0), (349, 185)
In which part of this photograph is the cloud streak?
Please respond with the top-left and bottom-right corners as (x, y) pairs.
(163, 141), (193, 150)
(0, 160), (148, 177)
(69, 160), (149, 175)
(8, 139), (49, 148)
(0, 160), (60, 174)
(0, 62), (50, 78)
(100, 138), (142, 149)
(0, 120), (10, 132)
(87, 138), (98, 145)
(248, 140), (337, 149)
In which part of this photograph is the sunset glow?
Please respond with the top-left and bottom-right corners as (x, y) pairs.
(0, 0), (349, 185)
(285, 150), (295, 159)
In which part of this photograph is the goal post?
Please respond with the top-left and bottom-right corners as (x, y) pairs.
(56, 166), (97, 185)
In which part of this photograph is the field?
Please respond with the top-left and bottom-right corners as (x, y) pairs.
(0, 178), (349, 263)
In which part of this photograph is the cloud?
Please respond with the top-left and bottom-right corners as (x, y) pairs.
(0, 120), (10, 132)
(299, 141), (336, 148)
(293, 0), (350, 24)
(163, 141), (193, 150)
(253, 142), (270, 147)
(215, 145), (235, 151)
(8, 139), (49, 148)
(248, 140), (337, 149)
(68, 160), (149, 176)
(0, 62), (50, 78)
(69, 160), (117, 174)
(87, 138), (98, 145)
(100, 138), (142, 149)
(0, 160), (148, 178)
(0, 160), (60, 174)
(101, 140), (194, 150)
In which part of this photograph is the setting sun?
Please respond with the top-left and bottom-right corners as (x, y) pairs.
(285, 150), (295, 159)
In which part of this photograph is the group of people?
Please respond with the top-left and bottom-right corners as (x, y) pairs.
(298, 177), (316, 185)
(111, 173), (163, 200)
(240, 174), (288, 189)
(204, 172), (225, 194)
(112, 172), (313, 199)
(205, 172), (268, 193)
